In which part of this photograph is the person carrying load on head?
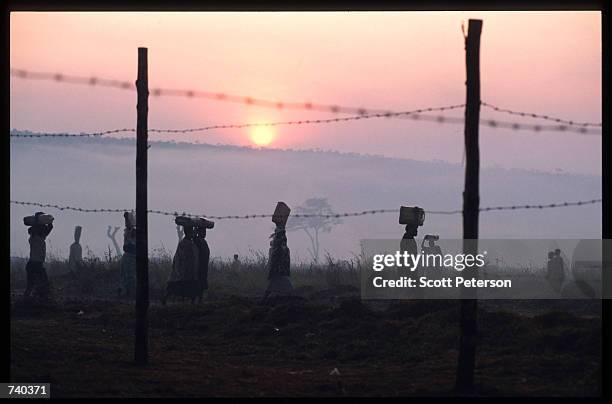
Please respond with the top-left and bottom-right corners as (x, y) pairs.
(23, 212), (54, 298)
(400, 206), (424, 255)
(193, 217), (214, 303)
(263, 202), (292, 302)
(399, 206), (425, 298)
(119, 211), (137, 298)
(163, 216), (200, 305)
(68, 226), (83, 277)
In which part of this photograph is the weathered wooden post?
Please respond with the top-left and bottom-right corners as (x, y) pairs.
(455, 19), (482, 394)
(135, 47), (149, 365)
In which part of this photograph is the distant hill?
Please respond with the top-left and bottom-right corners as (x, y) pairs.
(10, 133), (601, 262)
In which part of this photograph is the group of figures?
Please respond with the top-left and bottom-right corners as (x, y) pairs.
(161, 201), (294, 303)
(20, 201), (295, 302)
(395, 207), (593, 299)
(161, 215), (212, 304)
(20, 204), (602, 302)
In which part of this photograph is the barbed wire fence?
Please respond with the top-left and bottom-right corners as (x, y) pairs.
(480, 101), (602, 128)
(10, 68), (602, 136)
(9, 66), (603, 221)
(10, 68), (403, 115)
(10, 198), (602, 220)
(9, 111), (603, 137)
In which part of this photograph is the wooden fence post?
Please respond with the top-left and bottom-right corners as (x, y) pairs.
(456, 19), (482, 394)
(135, 47), (149, 365)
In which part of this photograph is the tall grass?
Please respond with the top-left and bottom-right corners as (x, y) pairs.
(10, 249), (364, 300)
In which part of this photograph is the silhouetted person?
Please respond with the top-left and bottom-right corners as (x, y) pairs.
(24, 213), (53, 298)
(68, 226), (83, 276)
(400, 223), (421, 298)
(119, 212), (136, 298)
(548, 248), (568, 296)
(401, 224), (419, 255)
(398, 206), (424, 256)
(398, 206), (425, 299)
(163, 224), (199, 305)
(553, 248), (566, 277)
(421, 235), (443, 280)
(193, 226), (211, 303)
(263, 202), (292, 302)
(545, 251), (560, 294)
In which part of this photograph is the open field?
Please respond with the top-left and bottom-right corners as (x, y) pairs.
(10, 257), (601, 397)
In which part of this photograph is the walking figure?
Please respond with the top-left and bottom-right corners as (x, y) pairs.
(68, 226), (83, 276)
(399, 206), (425, 298)
(263, 202), (292, 302)
(193, 219), (213, 302)
(548, 248), (566, 294)
(23, 212), (54, 298)
(163, 218), (198, 304)
(163, 216), (213, 304)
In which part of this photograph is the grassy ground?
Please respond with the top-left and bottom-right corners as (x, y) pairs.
(9, 256), (601, 397)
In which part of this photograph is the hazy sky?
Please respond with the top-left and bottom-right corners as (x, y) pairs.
(10, 11), (602, 174)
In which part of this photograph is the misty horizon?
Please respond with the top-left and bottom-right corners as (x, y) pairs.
(10, 135), (601, 261)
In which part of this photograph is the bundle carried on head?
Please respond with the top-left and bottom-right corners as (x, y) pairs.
(272, 202), (291, 226)
(23, 212), (54, 226)
(74, 226), (82, 240)
(175, 215), (215, 229)
(399, 206), (425, 226)
(194, 217), (215, 229)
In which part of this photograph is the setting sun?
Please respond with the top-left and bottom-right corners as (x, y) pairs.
(250, 126), (276, 146)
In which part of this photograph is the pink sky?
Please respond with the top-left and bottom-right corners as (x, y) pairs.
(10, 11), (602, 174)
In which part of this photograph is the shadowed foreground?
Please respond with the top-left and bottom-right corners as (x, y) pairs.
(10, 288), (600, 397)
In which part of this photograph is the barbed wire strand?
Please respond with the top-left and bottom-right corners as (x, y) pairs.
(146, 113), (601, 135)
(9, 110), (602, 139)
(10, 198), (602, 220)
(11, 69), (603, 128)
(11, 68), (412, 116)
(10, 117), (602, 137)
(481, 102), (602, 128)
(8, 106), (466, 138)
(9, 129), (136, 138)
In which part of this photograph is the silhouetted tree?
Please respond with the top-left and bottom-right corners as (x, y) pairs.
(107, 226), (122, 258)
(286, 198), (342, 263)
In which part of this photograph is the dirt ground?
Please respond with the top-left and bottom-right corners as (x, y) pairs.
(10, 284), (601, 398)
